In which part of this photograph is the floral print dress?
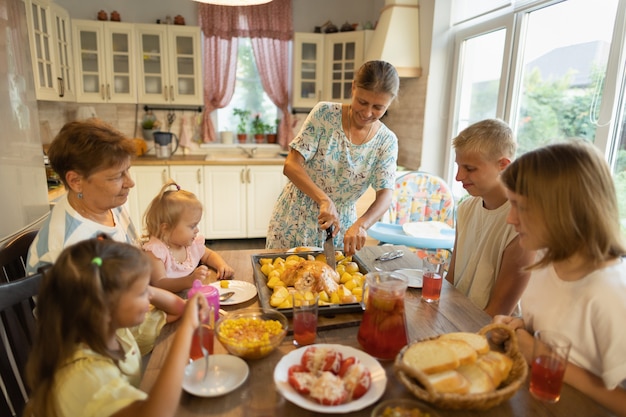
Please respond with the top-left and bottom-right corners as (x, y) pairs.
(266, 102), (398, 250)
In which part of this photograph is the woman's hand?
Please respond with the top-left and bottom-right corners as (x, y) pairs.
(343, 223), (367, 256)
(318, 199), (339, 232)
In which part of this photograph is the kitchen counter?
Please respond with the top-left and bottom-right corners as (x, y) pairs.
(133, 154), (286, 166)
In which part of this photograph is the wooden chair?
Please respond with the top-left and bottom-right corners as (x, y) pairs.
(0, 230), (38, 283)
(0, 272), (43, 417)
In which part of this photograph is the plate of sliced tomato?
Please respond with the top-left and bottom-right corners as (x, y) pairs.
(273, 344), (387, 413)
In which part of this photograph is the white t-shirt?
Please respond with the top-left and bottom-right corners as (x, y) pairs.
(521, 260), (626, 389)
(453, 196), (518, 311)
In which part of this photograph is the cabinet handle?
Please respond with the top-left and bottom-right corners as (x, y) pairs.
(170, 85), (174, 101)
(163, 85), (168, 101)
(161, 169), (167, 184)
(246, 168), (251, 184)
(196, 168), (201, 184)
(106, 84), (111, 100)
(57, 77), (64, 98)
(101, 84), (105, 100)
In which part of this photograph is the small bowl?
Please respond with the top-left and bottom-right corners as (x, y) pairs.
(371, 398), (440, 417)
(215, 308), (287, 359)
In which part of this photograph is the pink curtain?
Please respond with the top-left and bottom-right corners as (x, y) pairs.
(197, 0), (294, 145)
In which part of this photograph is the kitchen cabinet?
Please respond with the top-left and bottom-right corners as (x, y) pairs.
(72, 20), (137, 103)
(292, 30), (373, 108)
(129, 163), (285, 240)
(25, 0), (75, 101)
(128, 166), (168, 233)
(203, 165), (287, 239)
(135, 24), (203, 105)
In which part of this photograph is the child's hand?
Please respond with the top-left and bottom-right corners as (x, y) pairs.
(190, 265), (210, 283)
(491, 315), (525, 344)
(216, 263), (235, 280)
(185, 293), (210, 329)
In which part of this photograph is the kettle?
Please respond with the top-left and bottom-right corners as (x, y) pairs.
(153, 131), (179, 158)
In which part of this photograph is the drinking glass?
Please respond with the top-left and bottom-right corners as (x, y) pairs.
(422, 256), (444, 303)
(529, 330), (571, 403)
(292, 293), (319, 346)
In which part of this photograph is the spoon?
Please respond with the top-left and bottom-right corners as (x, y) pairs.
(219, 291), (235, 302)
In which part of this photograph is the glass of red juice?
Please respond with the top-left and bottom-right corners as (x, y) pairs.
(357, 271), (408, 360)
(529, 330), (571, 403)
(422, 256), (444, 303)
(190, 323), (214, 360)
(292, 293), (319, 346)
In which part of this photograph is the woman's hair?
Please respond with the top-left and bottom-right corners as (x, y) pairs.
(501, 141), (626, 268)
(48, 119), (137, 188)
(354, 60), (400, 99)
(143, 180), (203, 241)
(25, 236), (151, 417)
(452, 119), (516, 161)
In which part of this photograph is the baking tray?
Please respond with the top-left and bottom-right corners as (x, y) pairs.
(251, 251), (369, 317)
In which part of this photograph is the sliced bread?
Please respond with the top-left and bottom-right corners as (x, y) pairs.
(426, 370), (471, 394)
(437, 339), (478, 366)
(476, 350), (513, 387)
(438, 332), (490, 355)
(456, 363), (495, 394)
(402, 340), (460, 374)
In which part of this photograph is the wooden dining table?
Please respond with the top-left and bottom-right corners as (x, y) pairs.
(140, 245), (615, 417)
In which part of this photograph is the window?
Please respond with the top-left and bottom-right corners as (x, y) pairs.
(216, 38), (277, 136)
(447, 0), (625, 223)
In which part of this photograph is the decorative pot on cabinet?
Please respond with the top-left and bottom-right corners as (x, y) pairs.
(254, 134), (265, 144)
(237, 133), (248, 143)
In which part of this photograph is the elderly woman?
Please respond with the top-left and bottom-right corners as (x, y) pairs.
(266, 60), (400, 256)
(26, 119), (184, 353)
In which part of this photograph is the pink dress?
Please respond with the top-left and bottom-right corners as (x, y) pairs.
(143, 234), (206, 278)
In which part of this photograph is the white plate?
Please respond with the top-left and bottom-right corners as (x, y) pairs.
(393, 268), (423, 288)
(183, 354), (249, 397)
(210, 281), (257, 306)
(402, 221), (454, 238)
(273, 344), (387, 414)
(286, 246), (323, 253)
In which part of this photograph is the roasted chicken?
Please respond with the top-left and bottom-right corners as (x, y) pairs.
(280, 260), (340, 294)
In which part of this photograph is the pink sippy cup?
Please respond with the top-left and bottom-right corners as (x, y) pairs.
(187, 279), (220, 322)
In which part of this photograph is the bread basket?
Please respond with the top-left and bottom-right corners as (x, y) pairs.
(393, 323), (528, 410)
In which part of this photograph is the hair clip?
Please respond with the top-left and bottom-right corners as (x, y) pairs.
(175, 183), (181, 191)
(91, 257), (103, 266)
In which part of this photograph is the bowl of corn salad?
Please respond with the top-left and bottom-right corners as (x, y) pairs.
(216, 308), (288, 359)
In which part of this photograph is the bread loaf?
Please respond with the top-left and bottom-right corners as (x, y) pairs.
(456, 363), (495, 394)
(400, 331), (514, 396)
(438, 332), (490, 355)
(402, 340), (460, 374)
(425, 370), (470, 394)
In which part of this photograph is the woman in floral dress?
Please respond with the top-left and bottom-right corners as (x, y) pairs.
(266, 61), (399, 256)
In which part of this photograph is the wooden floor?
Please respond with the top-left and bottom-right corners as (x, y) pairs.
(205, 238), (266, 251)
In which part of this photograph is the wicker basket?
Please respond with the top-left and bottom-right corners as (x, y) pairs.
(393, 323), (528, 410)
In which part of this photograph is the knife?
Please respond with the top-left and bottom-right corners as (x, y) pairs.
(324, 225), (336, 270)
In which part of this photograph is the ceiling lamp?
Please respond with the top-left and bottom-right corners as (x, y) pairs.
(192, 0), (272, 5)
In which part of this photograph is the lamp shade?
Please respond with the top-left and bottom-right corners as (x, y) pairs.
(192, 0), (272, 4)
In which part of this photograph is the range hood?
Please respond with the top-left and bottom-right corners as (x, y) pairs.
(365, 0), (422, 78)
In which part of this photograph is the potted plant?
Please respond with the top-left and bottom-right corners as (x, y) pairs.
(233, 108), (251, 143)
(251, 114), (268, 143)
(266, 118), (279, 144)
(141, 112), (161, 142)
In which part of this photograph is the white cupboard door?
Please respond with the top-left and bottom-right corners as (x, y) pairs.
(103, 22), (136, 103)
(203, 166), (247, 239)
(324, 31), (366, 103)
(246, 165), (287, 238)
(169, 165), (206, 236)
(73, 20), (106, 102)
(166, 26), (203, 105)
(50, 3), (75, 101)
(128, 166), (168, 235)
(292, 32), (324, 109)
(136, 24), (169, 104)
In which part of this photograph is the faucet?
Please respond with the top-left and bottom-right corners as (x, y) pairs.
(238, 146), (257, 158)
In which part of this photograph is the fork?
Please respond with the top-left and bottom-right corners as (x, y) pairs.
(199, 324), (209, 381)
